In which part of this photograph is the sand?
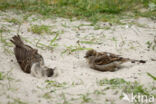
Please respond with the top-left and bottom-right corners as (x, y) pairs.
(0, 10), (156, 104)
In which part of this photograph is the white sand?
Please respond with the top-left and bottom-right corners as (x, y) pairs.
(0, 10), (156, 104)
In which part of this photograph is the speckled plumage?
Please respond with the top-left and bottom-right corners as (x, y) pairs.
(11, 35), (54, 77)
(84, 49), (146, 71)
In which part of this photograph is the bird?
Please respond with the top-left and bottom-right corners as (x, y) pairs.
(10, 35), (55, 77)
(84, 49), (146, 72)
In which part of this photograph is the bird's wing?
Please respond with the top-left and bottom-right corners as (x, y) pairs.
(98, 52), (121, 57)
(14, 45), (37, 63)
(14, 45), (39, 73)
(11, 35), (44, 73)
(95, 52), (124, 65)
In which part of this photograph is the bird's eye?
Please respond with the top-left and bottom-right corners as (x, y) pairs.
(89, 54), (92, 56)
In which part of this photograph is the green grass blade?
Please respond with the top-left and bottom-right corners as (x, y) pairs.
(49, 33), (59, 46)
(147, 72), (156, 81)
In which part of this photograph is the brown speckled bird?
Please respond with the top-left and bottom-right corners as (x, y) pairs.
(10, 35), (54, 77)
(84, 49), (146, 72)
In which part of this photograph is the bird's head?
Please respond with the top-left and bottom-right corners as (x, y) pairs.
(84, 49), (97, 58)
(31, 62), (55, 78)
(43, 68), (54, 77)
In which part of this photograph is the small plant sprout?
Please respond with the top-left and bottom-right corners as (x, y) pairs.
(45, 80), (67, 88)
(80, 93), (91, 103)
(146, 38), (156, 51)
(146, 41), (153, 49)
(43, 92), (52, 99)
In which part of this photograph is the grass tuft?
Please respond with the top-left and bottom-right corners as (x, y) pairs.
(62, 45), (92, 54)
(28, 24), (52, 35)
(4, 17), (22, 25)
(97, 78), (155, 98)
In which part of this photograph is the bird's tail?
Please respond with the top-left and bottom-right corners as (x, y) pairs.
(10, 35), (24, 47)
(130, 59), (146, 63)
(120, 58), (146, 64)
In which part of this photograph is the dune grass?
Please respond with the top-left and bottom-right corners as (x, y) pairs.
(0, 0), (155, 24)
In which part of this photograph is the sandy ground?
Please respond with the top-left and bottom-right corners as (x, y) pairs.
(0, 10), (156, 104)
